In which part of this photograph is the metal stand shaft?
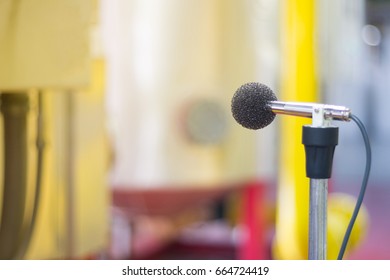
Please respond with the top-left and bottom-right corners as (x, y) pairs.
(303, 106), (339, 260)
(309, 179), (328, 260)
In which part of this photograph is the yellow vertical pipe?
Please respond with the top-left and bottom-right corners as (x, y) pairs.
(273, 0), (318, 259)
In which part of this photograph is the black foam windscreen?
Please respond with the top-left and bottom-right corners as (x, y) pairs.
(231, 82), (277, 129)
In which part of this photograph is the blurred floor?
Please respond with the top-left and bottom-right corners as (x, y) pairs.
(110, 179), (390, 260)
(123, 183), (390, 260)
(140, 242), (237, 260)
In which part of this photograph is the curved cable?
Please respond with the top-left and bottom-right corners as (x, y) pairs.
(337, 114), (371, 260)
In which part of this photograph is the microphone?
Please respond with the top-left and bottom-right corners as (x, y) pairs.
(231, 82), (351, 130)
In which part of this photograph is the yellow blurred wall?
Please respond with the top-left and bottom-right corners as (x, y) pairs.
(0, 0), (94, 90)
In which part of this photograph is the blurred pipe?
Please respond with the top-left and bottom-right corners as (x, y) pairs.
(273, 0), (318, 259)
(16, 91), (45, 259)
(237, 181), (266, 260)
(0, 93), (29, 259)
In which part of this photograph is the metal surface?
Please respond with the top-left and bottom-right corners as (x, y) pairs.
(307, 106), (332, 260)
(309, 178), (328, 260)
(270, 101), (351, 121)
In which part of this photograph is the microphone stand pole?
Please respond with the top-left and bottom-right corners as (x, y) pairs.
(302, 106), (339, 260)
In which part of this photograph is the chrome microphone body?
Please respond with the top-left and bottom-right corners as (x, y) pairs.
(231, 82), (352, 130)
(269, 101), (351, 122)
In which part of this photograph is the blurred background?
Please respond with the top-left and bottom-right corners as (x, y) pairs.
(0, 0), (389, 260)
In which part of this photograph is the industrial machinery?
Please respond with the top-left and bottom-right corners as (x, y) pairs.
(0, 0), (109, 259)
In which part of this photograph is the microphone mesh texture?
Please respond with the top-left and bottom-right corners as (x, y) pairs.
(231, 82), (277, 130)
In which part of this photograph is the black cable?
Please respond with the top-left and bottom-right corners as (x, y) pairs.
(337, 114), (371, 260)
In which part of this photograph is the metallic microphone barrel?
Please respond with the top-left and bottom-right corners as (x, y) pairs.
(269, 101), (352, 121)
